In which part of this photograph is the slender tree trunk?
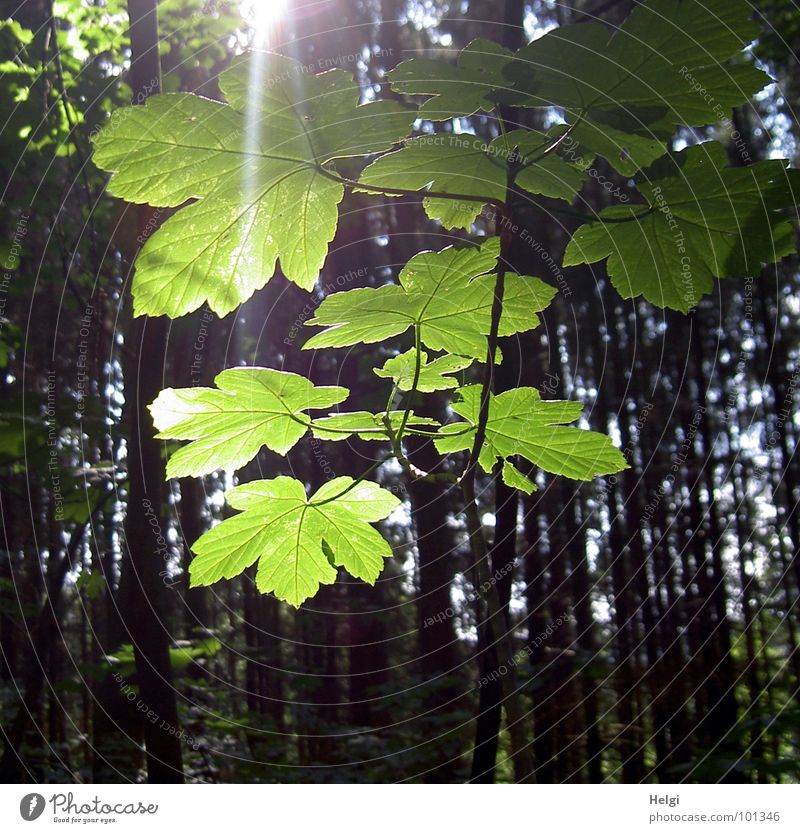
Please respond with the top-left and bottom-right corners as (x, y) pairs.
(732, 464), (766, 779)
(524, 494), (556, 782)
(688, 321), (742, 778)
(116, 0), (184, 783)
(406, 436), (466, 782)
(569, 495), (603, 782)
(92, 506), (144, 782)
(0, 519), (89, 780)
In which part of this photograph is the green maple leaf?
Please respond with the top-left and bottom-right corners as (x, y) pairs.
(548, 119), (666, 179)
(359, 130), (584, 229)
(190, 476), (400, 606)
(374, 349), (472, 392)
(92, 51), (413, 317)
(504, 130), (587, 202)
(502, 460), (537, 495)
(311, 410), (439, 441)
(304, 238), (556, 357)
(359, 134), (506, 229)
(388, 38), (514, 121)
(149, 368), (348, 478)
(563, 142), (799, 311)
(434, 385), (627, 480)
(502, 0), (769, 174)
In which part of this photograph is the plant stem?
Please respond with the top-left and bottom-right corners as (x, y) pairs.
(460, 160), (536, 783)
(315, 164), (505, 209)
(308, 455), (393, 507)
(395, 325), (423, 441)
(547, 202), (655, 224)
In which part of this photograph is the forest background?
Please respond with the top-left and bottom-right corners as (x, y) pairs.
(1, 0), (799, 785)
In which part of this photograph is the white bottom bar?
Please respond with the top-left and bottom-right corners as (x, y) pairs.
(1, 784), (798, 832)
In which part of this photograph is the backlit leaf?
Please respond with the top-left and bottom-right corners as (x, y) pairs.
(190, 476), (400, 606)
(563, 143), (799, 310)
(359, 130), (585, 229)
(150, 368), (348, 478)
(388, 38), (514, 121)
(311, 410), (439, 442)
(374, 349), (472, 392)
(359, 134), (506, 229)
(502, 460), (537, 494)
(304, 238), (556, 357)
(434, 385), (627, 480)
(92, 51), (413, 317)
(502, 0), (769, 174)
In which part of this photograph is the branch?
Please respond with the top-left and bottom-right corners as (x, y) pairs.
(458, 156), (536, 783)
(551, 202), (655, 224)
(315, 163), (506, 209)
(381, 411), (459, 484)
(395, 325), (423, 441)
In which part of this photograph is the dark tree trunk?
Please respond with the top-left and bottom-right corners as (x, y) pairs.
(569, 495), (603, 782)
(407, 436), (465, 782)
(0, 519), (89, 780)
(116, 0), (184, 783)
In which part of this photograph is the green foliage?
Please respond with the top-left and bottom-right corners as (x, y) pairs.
(103, 638), (221, 678)
(149, 368), (348, 478)
(359, 134), (507, 229)
(311, 411), (439, 442)
(359, 129), (584, 229)
(158, 0), (241, 81)
(92, 51), (413, 316)
(0, 19), (79, 156)
(548, 120), (665, 179)
(435, 386), (628, 480)
(374, 350), (472, 392)
(507, 129), (587, 202)
(501, 460), (537, 495)
(53, 0), (129, 56)
(387, 38), (514, 121)
(89, 0), (798, 605)
(305, 239), (556, 356)
(564, 143), (799, 310)
(190, 477), (400, 606)
(501, 0), (768, 174)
